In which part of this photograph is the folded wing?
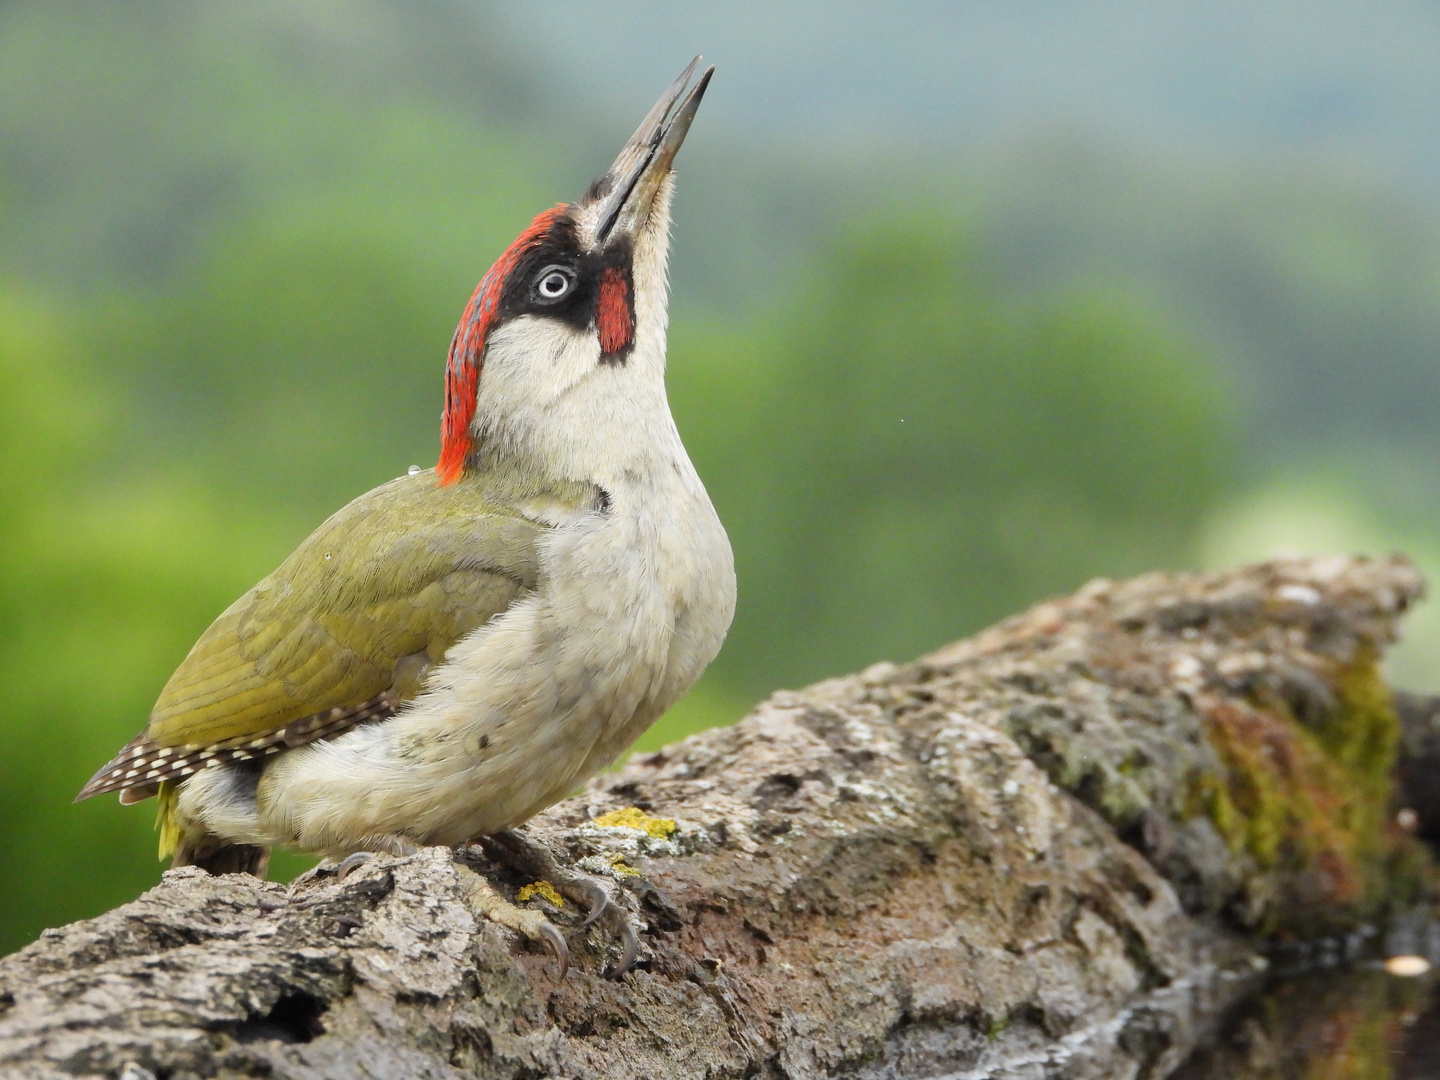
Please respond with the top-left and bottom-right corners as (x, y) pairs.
(77, 467), (596, 801)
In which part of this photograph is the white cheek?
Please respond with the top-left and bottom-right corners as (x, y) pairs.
(480, 316), (598, 414)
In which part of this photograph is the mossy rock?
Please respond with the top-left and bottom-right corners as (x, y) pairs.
(915, 556), (1432, 938)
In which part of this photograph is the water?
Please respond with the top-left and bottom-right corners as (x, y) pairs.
(1175, 966), (1440, 1079)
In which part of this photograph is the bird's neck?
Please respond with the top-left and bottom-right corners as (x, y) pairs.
(477, 370), (689, 494)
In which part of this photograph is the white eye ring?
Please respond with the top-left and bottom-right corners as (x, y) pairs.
(534, 266), (575, 301)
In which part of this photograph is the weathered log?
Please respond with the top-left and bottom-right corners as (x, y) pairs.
(0, 556), (1427, 1080)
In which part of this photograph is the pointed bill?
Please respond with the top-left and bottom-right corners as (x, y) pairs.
(593, 58), (714, 245)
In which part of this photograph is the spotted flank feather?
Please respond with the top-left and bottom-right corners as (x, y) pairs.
(74, 693), (398, 803)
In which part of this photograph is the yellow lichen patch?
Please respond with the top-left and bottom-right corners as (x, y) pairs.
(517, 880), (563, 906)
(603, 854), (641, 879)
(593, 806), (677, 839)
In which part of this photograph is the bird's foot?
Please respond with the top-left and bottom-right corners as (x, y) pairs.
(453, 862), (570, 979)
(293, 832), (612, 980)
(295, 835), (420, 887)
(472, 828), (642, 979)
(301, 838), (571, 977)
(334, 851), (379, 879)
(306, 835), (418, 881)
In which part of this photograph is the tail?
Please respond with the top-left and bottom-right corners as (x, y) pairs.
(156, 780), (270, 878)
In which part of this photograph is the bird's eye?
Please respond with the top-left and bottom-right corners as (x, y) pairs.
(533, 266), (575, 303)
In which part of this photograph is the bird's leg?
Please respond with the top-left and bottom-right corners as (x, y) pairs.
(477, 828), (642, 979)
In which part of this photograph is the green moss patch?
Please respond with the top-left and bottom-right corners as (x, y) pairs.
(1202, 648), (1428, 932)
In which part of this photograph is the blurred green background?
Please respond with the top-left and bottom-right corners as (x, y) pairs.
(3, 1), (1439, 952)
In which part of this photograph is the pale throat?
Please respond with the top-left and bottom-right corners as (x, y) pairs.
(473, 341), (683, 490)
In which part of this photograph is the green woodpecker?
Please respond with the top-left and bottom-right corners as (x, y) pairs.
(78, 61), (734, 886)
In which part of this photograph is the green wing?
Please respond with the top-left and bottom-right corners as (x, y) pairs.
(144, 466), (589, 748)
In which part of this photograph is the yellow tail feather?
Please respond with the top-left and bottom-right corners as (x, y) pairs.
(155, 781), (181, 861)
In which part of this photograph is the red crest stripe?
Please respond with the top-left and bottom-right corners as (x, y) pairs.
(437, 206), (566, 485)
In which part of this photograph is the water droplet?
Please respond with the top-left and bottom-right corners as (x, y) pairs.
(324, 553), (332, 561)
(407, 465), (422, 475)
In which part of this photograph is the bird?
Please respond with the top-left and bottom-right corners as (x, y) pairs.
(77, 59), (734, 972)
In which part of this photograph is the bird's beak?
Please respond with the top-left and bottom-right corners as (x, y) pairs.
(593, 57), (714, 246)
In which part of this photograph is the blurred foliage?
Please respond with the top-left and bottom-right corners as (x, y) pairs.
(971, 135), (1440, 509)
(0, 3), (1234, 954)
(0, 292), (271, 947)
(675, 222), (1228, 689)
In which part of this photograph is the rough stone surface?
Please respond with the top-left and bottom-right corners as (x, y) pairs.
(0, 556), (1426, 1079)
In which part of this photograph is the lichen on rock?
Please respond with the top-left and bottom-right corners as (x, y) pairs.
(517, 880), (564, 906)
(590, 807), (678, 839)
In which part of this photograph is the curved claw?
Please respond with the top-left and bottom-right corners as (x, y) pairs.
(335, 852), (373, 880)
(580, 885), (610, 930)
(538, 919), (570, 981)
(605, 917), (641, 980)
